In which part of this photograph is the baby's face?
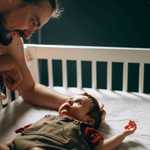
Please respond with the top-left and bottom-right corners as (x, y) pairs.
(58, 95), (93, 124)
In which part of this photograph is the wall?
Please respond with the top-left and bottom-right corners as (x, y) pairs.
(29, 0), (150, 48)
(27, 0), (150, 93)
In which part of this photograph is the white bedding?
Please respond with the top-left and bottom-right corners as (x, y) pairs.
(0, 88), (150, 150)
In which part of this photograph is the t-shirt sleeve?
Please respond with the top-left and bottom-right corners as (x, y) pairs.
(80, 123), (104, 148)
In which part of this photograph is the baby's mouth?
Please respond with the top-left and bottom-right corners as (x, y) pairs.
(58, 102), (71, 117)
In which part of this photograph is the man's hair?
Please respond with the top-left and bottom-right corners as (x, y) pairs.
(82, 92), (103, 129)
(23, 0), (61, 17)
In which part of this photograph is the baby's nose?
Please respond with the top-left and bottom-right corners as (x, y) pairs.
(67, 100), (73, 105)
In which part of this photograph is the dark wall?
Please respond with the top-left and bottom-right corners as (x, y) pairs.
(30, 0), (150, 48)
(28, 0), (150, 93)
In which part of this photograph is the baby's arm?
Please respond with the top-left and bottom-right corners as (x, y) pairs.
(95, 120), (137, 150)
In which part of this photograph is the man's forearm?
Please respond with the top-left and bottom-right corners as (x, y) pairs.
(6, 35), (68, 110)
(21, 83), (68, 110)
(17, 65), (68, 110)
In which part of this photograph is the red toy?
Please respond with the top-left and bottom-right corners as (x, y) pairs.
(124, 120), (137, 129)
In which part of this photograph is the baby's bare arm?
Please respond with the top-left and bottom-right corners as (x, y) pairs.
(95, 120), (137, 150)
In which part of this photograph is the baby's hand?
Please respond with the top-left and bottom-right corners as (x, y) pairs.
(123, 120), (137, 136)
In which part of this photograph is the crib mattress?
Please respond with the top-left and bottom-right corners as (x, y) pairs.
(0, 88), (150, 150)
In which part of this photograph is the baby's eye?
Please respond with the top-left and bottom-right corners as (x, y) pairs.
(75, 99), (82, 105)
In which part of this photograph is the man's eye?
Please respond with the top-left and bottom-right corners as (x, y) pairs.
(31, 17), (40, 28)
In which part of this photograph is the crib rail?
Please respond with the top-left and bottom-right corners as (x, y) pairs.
(0, 44), (150, 110)
(25, 44), (150, 93)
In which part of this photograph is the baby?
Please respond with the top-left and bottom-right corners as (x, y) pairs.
(0, 92), (137, 150)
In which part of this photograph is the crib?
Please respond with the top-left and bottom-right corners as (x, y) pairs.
(0, 44), (150, 150)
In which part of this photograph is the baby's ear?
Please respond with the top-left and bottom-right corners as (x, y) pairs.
(85, 116), (95, 126)
(100, 104), (104, 110)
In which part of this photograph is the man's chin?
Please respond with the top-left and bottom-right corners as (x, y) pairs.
(14, 30), (31, 39)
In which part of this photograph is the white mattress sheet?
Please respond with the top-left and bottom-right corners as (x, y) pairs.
(0, 88), (150, 150)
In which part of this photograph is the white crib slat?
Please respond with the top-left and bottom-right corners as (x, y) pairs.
(139, 63), (144, 93)
(24, 44), (150, 93)
(33, 59), (40, 83)
(48, 59), (53, 88)
(62, 60), (67, 88)
(107, 61), (112, 90)
(6, 88), (11, 104)
(92, 60), (97, 89)
(77, 60), (82, 89)
(123, 62), (128, 92)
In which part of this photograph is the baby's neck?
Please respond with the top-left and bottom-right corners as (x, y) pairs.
(59, 114), (87, 124)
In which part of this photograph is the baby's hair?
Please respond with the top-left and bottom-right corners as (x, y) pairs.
(81, 92), (103, 129)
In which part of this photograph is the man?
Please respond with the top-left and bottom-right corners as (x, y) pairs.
(0, 0), (67, 110)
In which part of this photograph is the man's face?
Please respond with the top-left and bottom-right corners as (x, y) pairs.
(5, 1), (53, 39)
(58, 95), (94, 124)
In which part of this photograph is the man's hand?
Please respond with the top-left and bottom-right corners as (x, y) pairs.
(2, 67), (23, 91)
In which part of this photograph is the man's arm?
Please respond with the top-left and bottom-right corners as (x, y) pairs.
(21, 83), (68, 110)
(6, 34), (68, 110)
